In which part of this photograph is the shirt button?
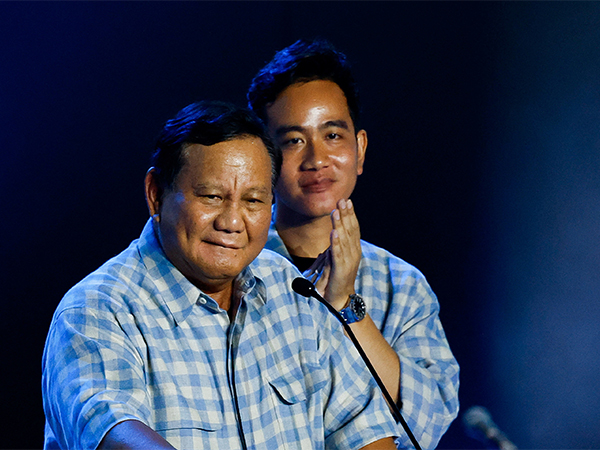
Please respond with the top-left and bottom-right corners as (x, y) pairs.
(198, 297), (207, 305)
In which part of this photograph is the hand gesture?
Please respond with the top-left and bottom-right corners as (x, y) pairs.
(307, 199), (361, 310)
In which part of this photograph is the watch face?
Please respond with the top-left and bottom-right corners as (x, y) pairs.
(351, 294), (366, 320)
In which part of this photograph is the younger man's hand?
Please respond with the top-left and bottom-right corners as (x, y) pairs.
(311, 198), (361, 310)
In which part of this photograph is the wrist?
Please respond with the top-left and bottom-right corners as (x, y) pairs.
(332, 291), (354, 311)
(338, 293), (366, 324)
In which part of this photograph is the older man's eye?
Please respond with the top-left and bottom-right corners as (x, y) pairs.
(199, 194), (221, 201)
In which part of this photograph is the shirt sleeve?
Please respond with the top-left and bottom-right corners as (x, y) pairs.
(42, 300), (152, 450)
(384, 259), (460, 449)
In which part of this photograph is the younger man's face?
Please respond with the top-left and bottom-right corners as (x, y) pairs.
(265, 79), (367, 221)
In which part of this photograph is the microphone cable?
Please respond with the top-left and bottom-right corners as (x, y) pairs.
(292, 277), (422, 450)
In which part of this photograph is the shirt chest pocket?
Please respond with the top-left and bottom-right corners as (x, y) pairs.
(150, 367), (226, 433)
(263, 358), (329, 450)
(266, 359), (329, 405)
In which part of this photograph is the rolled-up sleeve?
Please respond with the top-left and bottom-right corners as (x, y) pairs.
(42, 303), (151, 450)
(386, 263), (460, 449)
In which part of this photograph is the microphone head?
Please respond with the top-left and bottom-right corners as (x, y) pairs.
(292, 277), (315, 298)
(463, 405), (517, 448)
(463, 406), (495, 432)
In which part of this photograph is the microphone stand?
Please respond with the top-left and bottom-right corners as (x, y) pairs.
(292, 277), (422, 450)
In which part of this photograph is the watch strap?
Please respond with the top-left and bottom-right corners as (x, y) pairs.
(339, 293), (366, 324)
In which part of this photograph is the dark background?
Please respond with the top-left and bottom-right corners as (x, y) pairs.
(2, 2), (600, 449)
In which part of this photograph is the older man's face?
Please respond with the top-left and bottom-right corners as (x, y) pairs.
(153, 137), (273, 293)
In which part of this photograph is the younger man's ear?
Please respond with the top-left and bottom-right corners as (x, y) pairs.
(144, 168), (162, 220)
(356, 129), (368, 175)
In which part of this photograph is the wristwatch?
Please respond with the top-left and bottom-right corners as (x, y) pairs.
(339, 293), (366, 324)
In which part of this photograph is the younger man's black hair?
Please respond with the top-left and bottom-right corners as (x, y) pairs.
(247, 39), (361, 130)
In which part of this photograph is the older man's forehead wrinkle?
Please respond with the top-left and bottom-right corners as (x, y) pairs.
(191, 181), (271, 195)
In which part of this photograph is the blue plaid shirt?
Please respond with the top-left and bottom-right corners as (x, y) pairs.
(265, 219), (460, 449)
(42, 219), (397, 449)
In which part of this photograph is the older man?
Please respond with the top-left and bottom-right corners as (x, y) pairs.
(42, 101), (398, 449)
(248, 39), (460, 449)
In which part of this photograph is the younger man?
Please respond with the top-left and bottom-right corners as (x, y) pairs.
(248, 39), (460, 449)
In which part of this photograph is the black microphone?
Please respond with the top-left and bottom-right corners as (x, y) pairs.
(291, 277), (317, 298)
(463, 406), (518, 450)
(292, 277), (422, 450)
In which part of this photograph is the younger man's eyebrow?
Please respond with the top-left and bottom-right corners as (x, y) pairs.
(320, 120), (349, 130)
(273, 125), (305, 137)
(274, 120), (350, 137)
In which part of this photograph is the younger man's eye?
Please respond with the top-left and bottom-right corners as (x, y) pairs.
(282, 137), (301, 146)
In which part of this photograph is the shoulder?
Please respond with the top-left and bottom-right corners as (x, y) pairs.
(54, 239), (148, 318)
(359, 239), (430, 286)
(356, 239), (439, 324)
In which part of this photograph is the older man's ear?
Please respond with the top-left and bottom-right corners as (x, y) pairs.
(144, 168), (162, 221)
